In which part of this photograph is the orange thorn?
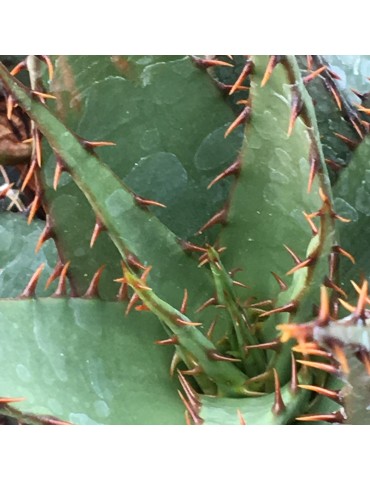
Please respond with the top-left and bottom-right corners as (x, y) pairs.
(224, 106), (250, 138)
(6, 95), (14, 120)
(177, 390), (202, 425)
(338, 298), (356, 313)
(34, 129), (42, 167)
(229, 61), (253, 95)
(39, 55), (54, 81)
(328, 84), (342, 110)
(180, 240), (207, 254)
(261, 55), (280, 87)
(244, 340), (280, 351)
(117, 281), (128, 302)
(21, 160), (37, 191)
(296, 359), (339, 375)
(292, 345), (332, 358)
(35, 219), (53, 253)
(296, 411), (345, 423)
(259, 301), (297, 318)
(192, 56), (233, 69)
(90, 219), (106, 248)
(250, 299), (273, 308)
(180, 366), (203, 376)
(45, 260), (64, 289)
(334, 132), (358, 149)
(350, 280), (370, 304)
(53, 261), (71, 297)
(333, 245), (355, 264)
(333, 213), (351, 223)
(283, 244), (302, 265)
(232, 280), (249, 289)
(286, 256), (314, 276)
(303, 65), (327, 84)
(0, 183), (14, 199)
(53, 160), (65, 191)
(237, 409), (247, 425)
(0, 397), (25, 403)
(154, 336), (178, 346)
(208, 350), (241, 362)
(323, 277), (347, 298)
(327, 68), (341, 80)
(32, 91), (57, 100)
(356, 104), (370, 115)
(177, 370), (199, 408)
(82, 140), (116, 148)
(125, 292), (140, 315)
(298, 384), (341, 402)
(27, 194), (41, 225)
(197, 207), (228, 235)
(180, 289), (188, 314)
(271, 271), (288, 291)
(272, 368), (285, 415)
(207, 158), (241, 189)
(206, 318), (217, 340)
(127, 253), (146, 270)
(332, 344), (350, 375)
(10, 60), (26, 77)
(134, 194), (166, 209)
(196, 297), (217, 313)
(135, 304), (150, 311)
(20, 263), (45, 298)
(317, 286), (330, 325)
(84, 265), (106, 298)
(303, 211), (318, 235)
(175, 317), (202, 327)
(355, 280), (368, 317)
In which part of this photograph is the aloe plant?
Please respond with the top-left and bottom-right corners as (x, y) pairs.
(0, 55), (369, 425)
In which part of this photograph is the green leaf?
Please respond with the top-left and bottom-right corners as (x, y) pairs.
(0, 213), (57, 298)
(0, 297), (185, 424)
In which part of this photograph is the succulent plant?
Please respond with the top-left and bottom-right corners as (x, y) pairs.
(0, 55), (369, 425)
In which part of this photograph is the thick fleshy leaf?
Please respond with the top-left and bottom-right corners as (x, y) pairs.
(0, 212), (57, 297)
(0, 297), (185, 424)
(40, 56), (241, 298)
(333, 136), (370, 291)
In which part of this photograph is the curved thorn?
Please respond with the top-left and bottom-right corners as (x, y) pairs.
(224, 106), (250, 138)
(229, 60), (253, 95)
(207, 350), (241, 362)
(303, 65), (327, 84)
(286, 256), (315, 276)
(20, 263), (45, 298)
(272, 368), (285, 415)
(45, 260), (64, 290)
(53, 261), (71, 297)
(207, 158), (241, 189)
(84, 265), (106, 298)
(155, 336), (178, 346)
(296, 359), (339, 375)
(197, 207), (228, 235)
(261, 55), (280, 87)
(134, 194), (166, 209)
(259, 301), (297, 318)
(271, 271), (288, 291)
(298, 384), (341, 403)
